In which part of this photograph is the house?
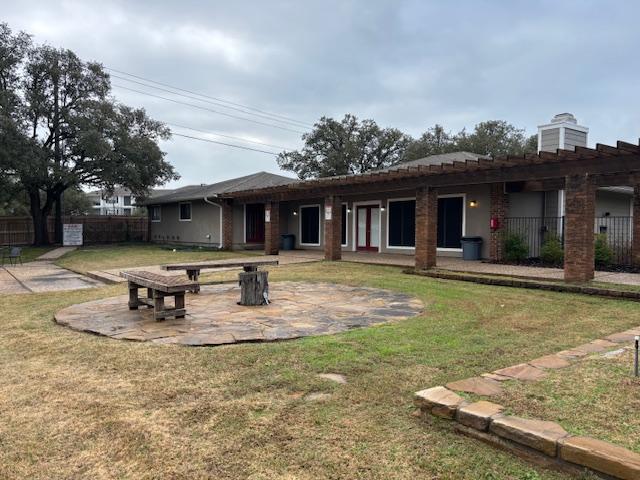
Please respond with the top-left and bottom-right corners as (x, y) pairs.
(146, 113), (640, 282)
(88, 188), (174, 216)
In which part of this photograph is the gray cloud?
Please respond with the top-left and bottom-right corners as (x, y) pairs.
(3, 0), (639, 187)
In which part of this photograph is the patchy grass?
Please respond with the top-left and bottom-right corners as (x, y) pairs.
(493, 347), (640, 454)
(56, 243), (256, 274)
(2, 260), (640, 478)
(1, 246), (55, 264)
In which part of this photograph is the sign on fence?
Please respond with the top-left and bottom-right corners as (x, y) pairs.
(63, 224), (84, 246)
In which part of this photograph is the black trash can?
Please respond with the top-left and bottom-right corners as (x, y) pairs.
(281, 234), (295, 251)
(460, 236), (483, 260)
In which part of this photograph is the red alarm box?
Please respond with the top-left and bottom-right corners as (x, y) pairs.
(490, 217), (500, 230)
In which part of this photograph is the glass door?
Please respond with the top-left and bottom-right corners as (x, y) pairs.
(356, 205), (380, 251)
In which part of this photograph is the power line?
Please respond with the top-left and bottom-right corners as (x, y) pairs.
(112, 83), (307, 135)
(170, 132), (280, 156)
(110, 73), (310, 130)
(106, 67), (314, 128)
(166, 122), (293, 150)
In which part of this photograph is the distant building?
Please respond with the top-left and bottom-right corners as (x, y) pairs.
(88, 188), (174, 216)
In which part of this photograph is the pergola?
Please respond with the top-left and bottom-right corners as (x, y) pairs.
(228, 141), (640, 282)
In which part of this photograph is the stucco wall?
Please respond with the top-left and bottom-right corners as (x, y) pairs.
(595, 190), (632, 217)
(150, 200), (221, 246)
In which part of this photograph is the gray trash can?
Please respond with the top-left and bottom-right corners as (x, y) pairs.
(461, 236), (483, 260)
(281, 234), (295, 251)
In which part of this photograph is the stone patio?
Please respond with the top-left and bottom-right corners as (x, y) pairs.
(54, 281), (424, 346)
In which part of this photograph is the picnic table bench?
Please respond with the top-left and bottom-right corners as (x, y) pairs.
(120, 270), (198, 321)
(161, 258), (278, 305)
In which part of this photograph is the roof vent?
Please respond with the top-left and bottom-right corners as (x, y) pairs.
(550, 113), (578, 125)
(538, 113), (588, 152)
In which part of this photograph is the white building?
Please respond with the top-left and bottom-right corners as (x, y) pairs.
(88, 188), (173, 216)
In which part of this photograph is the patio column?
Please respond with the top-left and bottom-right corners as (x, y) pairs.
(221, 199), (233, 250)
(264, 201), (280, 255)
(324, 195), (342, 261)
(564, 174), (595, 282)
(415, 186), (437, 270)
(489, 182), (508, 262)
(632, 184), (640, 267)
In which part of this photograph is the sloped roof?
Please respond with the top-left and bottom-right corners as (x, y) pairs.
(146, 171), (297, 204)
(390, 151), (490, 170)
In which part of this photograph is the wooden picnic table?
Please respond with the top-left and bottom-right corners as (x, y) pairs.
(161, 258), (279, 304)
(120, 270), (198, 321)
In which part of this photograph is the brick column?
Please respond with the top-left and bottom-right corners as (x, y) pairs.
(564, 174), (595, 282)
(633, 185), (640, 267)
(489, 183), (508, 262)
(264, 201), (280, 255)
(415, 186), (437, 270)
(221, 200), (233, 250)
(324, 195), (342, 261)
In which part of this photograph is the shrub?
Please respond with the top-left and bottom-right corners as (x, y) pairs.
(594, 233), (614, 266)
(503, 233), (529, 262)
(540, 236), (564, 265)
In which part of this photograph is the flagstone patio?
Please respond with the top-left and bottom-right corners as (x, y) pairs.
(54, 281), (424, 346)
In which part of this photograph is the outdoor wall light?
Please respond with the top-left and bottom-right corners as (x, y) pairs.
(293, 211), (298, 216)
(380, 206), (386, 212)
(347, 208), (352, 214)
(469, 200), (478, 208)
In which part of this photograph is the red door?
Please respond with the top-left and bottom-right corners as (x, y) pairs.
(245, 204), (265, 243)
(356, 205), (380, 251)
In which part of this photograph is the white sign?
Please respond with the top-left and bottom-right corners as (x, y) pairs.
(265, 209), (271, 223)
(63, 224), (83, 246)
(324, 206), (332, 221)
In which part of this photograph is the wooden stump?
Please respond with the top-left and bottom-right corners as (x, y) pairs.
(238, 270), (269, 306)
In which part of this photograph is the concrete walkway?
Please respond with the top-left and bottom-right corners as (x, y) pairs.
(0, 261), (102, 294)
(35, 246), (77, 261)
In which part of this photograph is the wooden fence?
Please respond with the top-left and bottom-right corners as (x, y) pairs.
(0, 216), (149, 245)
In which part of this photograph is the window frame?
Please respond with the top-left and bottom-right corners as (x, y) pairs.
(150, 205), (161, 223)
(386, 197), (417, 250)
(341, 202), (349, 247)
(299, 204), (321, 246)
(178, 202), (192, 222)
(436, 193), (466, 252)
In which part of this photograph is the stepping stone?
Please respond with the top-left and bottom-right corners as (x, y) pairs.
(304, 392), (332, 402)
(606, 331), (639, 344)
(602, 348), (626, 358)
(446, 376), (503, 396)
(481, 372), (512, 382)
(492, 363), (547, 382)
(529, 355), (571, 370)
(457, 401), (504, 431)
(557, 348), (589, 359)
(490, 416), (568, 457)
(560, 436), (640, 480)
(573, 339), (618, 354)
(317, 373), (347, 384)
(414, 386), (465, 419)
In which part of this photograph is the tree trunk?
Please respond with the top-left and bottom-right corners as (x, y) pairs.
(238, 271), (270, 306)
(29, 190), (48, 246)
(54, 191), (63, 244)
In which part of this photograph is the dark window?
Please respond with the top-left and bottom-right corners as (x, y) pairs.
(437, 197), (463, 248)
(341, 204), (347, 245)
(123, 195), (132, 206)
(300, 205), (320, 244)
(179, 203), (192, 221)
(388, 200), (416, 247)
(151, 206), (161, 222)
(245, 204), (265, 243)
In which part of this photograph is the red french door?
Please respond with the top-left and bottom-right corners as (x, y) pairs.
(245, 204), (265, 243)
(356, 205), (380, 251)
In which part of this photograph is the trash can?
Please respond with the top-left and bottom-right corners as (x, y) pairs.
(460, 236), (483, 260)
(281, 234), (295, 251)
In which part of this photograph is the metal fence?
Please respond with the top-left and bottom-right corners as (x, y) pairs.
(505, 216), (632, 265)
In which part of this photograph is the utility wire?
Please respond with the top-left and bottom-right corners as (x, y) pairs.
(167, 122), (293, 150)
(110, 73), (310, 130)
(112, 83), (307, 135)
(170, 132), (280, 156)
(106, 66), (314, 128)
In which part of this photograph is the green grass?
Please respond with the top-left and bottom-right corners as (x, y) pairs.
(56, 243), (256, 274)
(1, 246), (55, 264)
(2, 258), (640, 478)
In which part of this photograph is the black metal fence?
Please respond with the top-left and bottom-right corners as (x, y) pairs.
(504, 216), (632, 265)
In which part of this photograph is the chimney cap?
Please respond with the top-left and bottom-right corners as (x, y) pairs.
(551, 113), (577, 124)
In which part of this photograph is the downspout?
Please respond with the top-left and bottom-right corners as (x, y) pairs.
(203, 194), (224, 249)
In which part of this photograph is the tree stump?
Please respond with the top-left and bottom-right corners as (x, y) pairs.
(238, 270), (270, 306)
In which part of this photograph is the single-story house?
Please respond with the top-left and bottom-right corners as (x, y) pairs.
(146, 113), (640, 282)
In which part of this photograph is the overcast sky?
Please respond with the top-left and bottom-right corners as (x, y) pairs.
(3, 0), (640, 188)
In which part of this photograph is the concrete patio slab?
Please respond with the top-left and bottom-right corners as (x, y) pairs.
(35, 246), (77, 260)
(2, 262), (102, 294)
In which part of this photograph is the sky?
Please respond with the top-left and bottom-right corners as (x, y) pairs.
(3, 0), (640, 189)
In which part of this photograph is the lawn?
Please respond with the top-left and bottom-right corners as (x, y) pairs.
(1, 245), (55, 264)
(2, 257), (640, 479)
(56, 243), (256, 274)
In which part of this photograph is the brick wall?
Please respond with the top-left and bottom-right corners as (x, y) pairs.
(489, 183), (508, 262)
(221, 200), (234, 250)
(564, 174), (595, 282)
(415, 187), (437, 269)
(264, 201), (280, 255)
(324, 196), (342, 261)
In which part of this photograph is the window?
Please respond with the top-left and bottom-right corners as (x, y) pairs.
(245, 204), (265, 243)
(150, 205), (161, 222)
(388, 199), (416, 247)
(123, 195), (132, 206)
(437, 196), (464, 249)
(300, 205), (320, 245)
(341, 204), (348, 246)
(179, 202), (192, 221)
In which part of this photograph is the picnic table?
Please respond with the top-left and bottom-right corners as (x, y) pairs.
(120, 270), (198, 321)
(161, 258), (278, 305)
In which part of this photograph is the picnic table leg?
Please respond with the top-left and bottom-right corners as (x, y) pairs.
(153, 290), (165, 321)
(146, 288), (154, 307)
(175, 293), (185, 319)
(187, 269), (200, 294)
(128, 282), (140, 310)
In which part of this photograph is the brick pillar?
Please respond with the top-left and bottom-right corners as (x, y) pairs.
(415, 186), (437, 270)
(564, 174), (595, 282)
(221, 200), (233, 250)
(633, 185), (640, 267)
(324, 195), (342, 261)
(489, 183), (508, 262)
(264, 201), (280, 255)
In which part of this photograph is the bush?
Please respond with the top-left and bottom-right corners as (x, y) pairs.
(503, 233), (529, 262)
(540, 236), (564, 265)
(594, 233), (614, 266)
